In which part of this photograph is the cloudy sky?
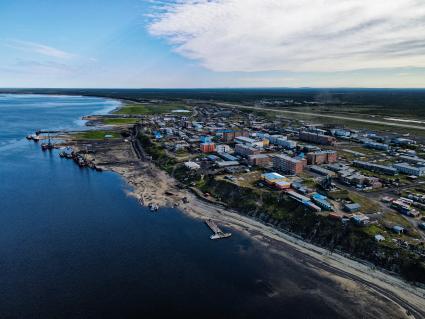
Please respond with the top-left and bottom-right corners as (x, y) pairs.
(1, 0), (424, 88)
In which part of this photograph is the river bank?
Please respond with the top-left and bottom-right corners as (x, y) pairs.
(61, 121), (425, 319)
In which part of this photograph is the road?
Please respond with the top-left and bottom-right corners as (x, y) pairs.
(128, 120), (425, 319)
(188, 197), (425, 319)
(216, 102), (425, 131)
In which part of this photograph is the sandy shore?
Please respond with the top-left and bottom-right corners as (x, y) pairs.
(69, 134), (425, 319)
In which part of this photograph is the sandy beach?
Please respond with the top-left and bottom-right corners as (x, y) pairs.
(64, 129), (425, 319)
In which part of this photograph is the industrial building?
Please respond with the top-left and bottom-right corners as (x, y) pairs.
(311, 193), (334, 211)
(285, 190), (322, 212)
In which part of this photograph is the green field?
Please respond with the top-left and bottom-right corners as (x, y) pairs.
(102, 118), (139, 125)
(114, 103), (190, 115)
(74, 130), (121, 140)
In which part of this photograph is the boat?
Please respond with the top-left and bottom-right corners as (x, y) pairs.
(148, 203), (159, 212)
(41, 134), (54, 151)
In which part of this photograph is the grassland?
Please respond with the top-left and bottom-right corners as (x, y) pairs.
(74, 130), (121, 140)
(102, 118), (139, 125)
(114, 103), (190, 115)
(347, 191), (380, 213)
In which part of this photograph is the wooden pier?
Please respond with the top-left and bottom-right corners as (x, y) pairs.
(205, 219), (232, 240)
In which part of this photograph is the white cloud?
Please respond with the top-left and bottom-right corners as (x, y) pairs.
(6, 40), (76, 59)
(148, 0), (425, 72)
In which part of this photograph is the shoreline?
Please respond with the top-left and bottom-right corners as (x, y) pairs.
(66, 131), (425, 319)
(49, 96), (425, 318)
(83, 137), (425, 318)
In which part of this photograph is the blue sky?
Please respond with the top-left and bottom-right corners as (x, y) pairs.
(1, 0), (425, 88)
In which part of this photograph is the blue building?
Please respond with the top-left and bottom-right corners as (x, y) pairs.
(200, 136), (213, 143)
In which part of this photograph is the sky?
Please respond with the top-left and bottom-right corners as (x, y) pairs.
(1, 0), (425, 88)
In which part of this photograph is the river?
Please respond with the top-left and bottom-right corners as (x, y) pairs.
(0, 94), (387, 318)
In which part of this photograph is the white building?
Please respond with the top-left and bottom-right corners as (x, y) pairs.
(216, 144), (231, 153)
(184, 161), (200, 170)
(393, 163), (425, 176)
(234, 136), (263, 148)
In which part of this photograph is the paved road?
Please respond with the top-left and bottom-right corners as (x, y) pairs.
(216, 102), (425, 131)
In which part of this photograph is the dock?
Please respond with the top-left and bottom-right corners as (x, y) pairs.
(205, 219), (232, 240)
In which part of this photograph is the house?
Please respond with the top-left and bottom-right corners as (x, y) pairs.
(375, 234), (385, 242)
(343, 203), (361, 213)
(184, 161), (200, 170)
(392, 225), (405, 234)
(351, 214), (370, 226)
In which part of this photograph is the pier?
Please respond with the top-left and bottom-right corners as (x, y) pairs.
(205, 219), (232, 240)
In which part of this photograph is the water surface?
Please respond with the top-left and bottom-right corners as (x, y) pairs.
(0, 94), (359, 318)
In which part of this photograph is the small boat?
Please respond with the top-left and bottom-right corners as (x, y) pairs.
(41, 134), (54, 151)
(148, 203), (159, 212)
(26, 135), (33, 140)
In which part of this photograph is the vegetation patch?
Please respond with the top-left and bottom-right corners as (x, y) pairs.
(115, 103), (190, 115)
(102, 118), (139, 125)
(74, 130), (121, 140)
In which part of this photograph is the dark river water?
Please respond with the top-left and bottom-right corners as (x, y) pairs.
(0, 94), (364, 319)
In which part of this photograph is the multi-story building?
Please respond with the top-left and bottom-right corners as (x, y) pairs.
(310, 165), (336, 177)
(306, 150), (337, 165)
(222, 129), (249, 142)
(256, 133), (296, 149)
(200, 135), (213, 143)
(393, 163), (425, 176)
(235, 144), (261, 157)
(364, 141), (389, 151)
(279, 139), (297, 149)
(248, 154), (271, 166)
(216, 144), (231, 153)
(299, 131), (336, 146)
(234, 136), (263, 148)
(200, 143), (216, 153)
(353, 160), (397, 176)
(272, 154), (306, 175)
